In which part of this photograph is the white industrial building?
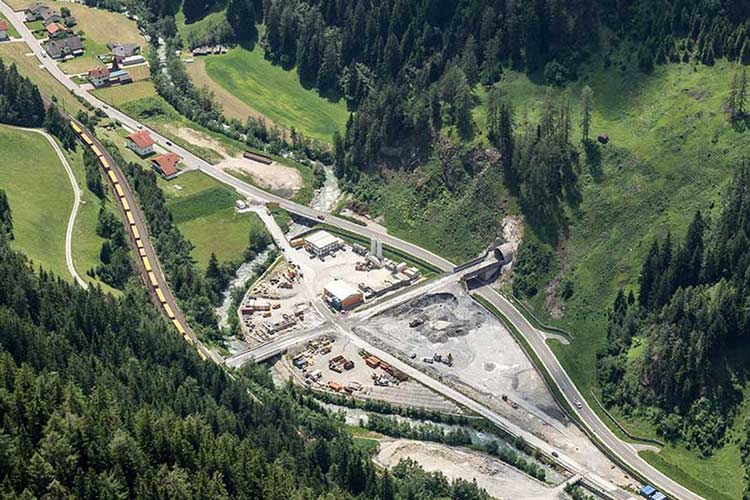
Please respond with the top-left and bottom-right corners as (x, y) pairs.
(304, 230), (343, 256)
(323, 280), (363, 311)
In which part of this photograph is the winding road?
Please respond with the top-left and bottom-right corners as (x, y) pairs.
(0, 4), (705, 499)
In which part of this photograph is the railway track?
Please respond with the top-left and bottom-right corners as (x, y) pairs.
(70, 119), (212, 363)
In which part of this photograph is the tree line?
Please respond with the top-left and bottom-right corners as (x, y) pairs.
(0, 225), (494, 499)
(598, 160), (750, 456)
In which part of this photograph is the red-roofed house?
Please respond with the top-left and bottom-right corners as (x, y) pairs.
(0, 19), (9, 40)
(87, 66), (110, 88)
(125, 130), (155, 156)
(151, 152), (180, 180)
(45, 21), (66, 38)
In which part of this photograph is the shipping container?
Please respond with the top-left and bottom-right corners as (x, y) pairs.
(132, 226), (140, 239)
(156, 288), (167, 304)
(108, 171), (118, 183)
(164, 303), (175, 319)
(115, 184), (125, 198)
(172, 319), (186, 334)
(82, 135), (93, 146)
(126, 211), (136, 226)
(138, 247), (147, 258)
(147, 271), (158, 287)
(142, 256), (152, 272)
(135, 238), (144, 249)
(121, 197), (130, 211)
(91, 145), (102, 157)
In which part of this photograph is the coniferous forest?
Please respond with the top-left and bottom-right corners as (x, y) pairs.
(0, 226), (492, 498)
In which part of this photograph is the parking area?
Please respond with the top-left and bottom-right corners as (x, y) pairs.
(279, 335), (461, 414)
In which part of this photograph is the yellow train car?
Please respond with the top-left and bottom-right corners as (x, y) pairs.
(172, 318), (186, 334)
(146, 271), (157, 286)
(135, 238), (144, 249)
(126, 211), (136, 226)
(91, 145), (102, 157)
(70, 121), (82, 134)
(164, 303), (175, 319)
(108, 171), (118, 183)
(138, 247), (147, 258)
(121, 197), (130, 211)
(156, 288), (167, 304)
(132, 226), (140, 239)
(142, 256), (152, 272)
(100, 157), (110, 170)
(115, 184), (125, 198)
(184, 334), (194, 345)
(197, 349), (207, 361)
(82, 135), (93, 146)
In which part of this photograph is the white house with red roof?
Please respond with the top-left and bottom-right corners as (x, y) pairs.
(125, 130), (155, 156)
(151, 152), (180, 180)
(87, 66), (110, 88)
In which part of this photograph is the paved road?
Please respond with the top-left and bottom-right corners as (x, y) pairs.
(0, 5), (701, 498)
(11, 125), (88, 288)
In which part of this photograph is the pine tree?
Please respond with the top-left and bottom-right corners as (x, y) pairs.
(0, 189), (12, 240)
(226, 0), (256, 41)
(739, 69), (748, 119)
(580, 85), (593, 142)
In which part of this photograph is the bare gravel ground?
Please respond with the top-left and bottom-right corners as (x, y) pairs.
(375, 439), (565, 500)
(355, 282), (634, 487)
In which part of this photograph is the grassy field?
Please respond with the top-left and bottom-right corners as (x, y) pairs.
(0, 125), (73, 279)
(489, 56), (750, 498)
(161, 170), (264, 268)
(198, 45), (349, 143)
(0, 42), (84, 114)
(93, 80), (157, 106)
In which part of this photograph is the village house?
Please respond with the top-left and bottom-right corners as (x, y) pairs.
(43, 35), (83, 59)
(107, 42), (142, 65)
(151, 152), (180, 180)
(45, 21), (67, 38)
(125, 130), (155, 156)
(87, 66), (110, 88)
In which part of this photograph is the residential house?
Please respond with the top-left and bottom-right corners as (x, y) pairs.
(0, 20), (8, 41)
(41, 9), (61, 26)
(108, 42), (139, 61)
(125, 130), (155, 156)
(24, 2), (50, 21)
(151, 152), (180, 180)
(45, 22), (66, 38)
(87, 66), (110, 88)
(43, 35), (84, 59)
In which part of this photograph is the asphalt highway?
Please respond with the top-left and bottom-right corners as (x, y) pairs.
(0, 4), (703, 498)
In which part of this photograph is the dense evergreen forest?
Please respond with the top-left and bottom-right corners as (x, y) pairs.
(598, 162), (750, 488)
(0, 222), (493, 498)
(0, 60), (45, 128)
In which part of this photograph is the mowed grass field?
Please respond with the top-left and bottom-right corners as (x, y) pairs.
(198, 45), (349, 143)
(0, 125), (72, 279)
(161, 171), (264, 268)
(0, 42), (84, 114)
(483, 58), (750, 499)
(0, 13), (20, 38)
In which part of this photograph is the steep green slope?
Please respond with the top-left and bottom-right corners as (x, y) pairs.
(495, 57), (750, 499)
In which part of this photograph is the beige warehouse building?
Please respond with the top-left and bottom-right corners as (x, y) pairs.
(304, 230), (343, 256)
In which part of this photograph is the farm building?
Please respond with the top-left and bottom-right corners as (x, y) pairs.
(109, 69), (132, 84)
(125, 130), (154, 156)
(151, 152), (180, 180)
(303, 230), (342, 257)
(87, 66), (110, 88)
(0, 20), (8, 40)
(45, 22), (66, 38)
(323, 280), (363, 311)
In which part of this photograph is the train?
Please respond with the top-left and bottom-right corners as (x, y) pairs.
(69, 119), (202, 358)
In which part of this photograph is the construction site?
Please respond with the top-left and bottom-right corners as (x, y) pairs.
(237, 258), (323, 347)
(275, 335), (462, 413)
